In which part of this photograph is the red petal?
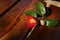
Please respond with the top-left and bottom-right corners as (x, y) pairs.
(27, 16), (37, 28)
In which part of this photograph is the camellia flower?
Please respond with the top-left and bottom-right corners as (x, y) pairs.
(27, 16), (37, 28)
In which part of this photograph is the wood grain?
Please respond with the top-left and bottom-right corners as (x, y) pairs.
(0, 0), (18, 15)
(0, 0), (60, 40)
(0, 0), (32, 39)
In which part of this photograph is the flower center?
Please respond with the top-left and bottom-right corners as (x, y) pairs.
(30, 19), (36, 23)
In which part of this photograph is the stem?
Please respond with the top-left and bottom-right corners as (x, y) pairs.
(23, 25), (37, 40)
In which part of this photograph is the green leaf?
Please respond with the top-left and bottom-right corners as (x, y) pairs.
(25, 10), (37, 17)
(34, 2), (46, 16)
(44, 19), (58, 28)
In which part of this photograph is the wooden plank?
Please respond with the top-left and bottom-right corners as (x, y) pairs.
(0, 0), (31, 31)
(0, 0), (32, 39)
(0, 0), (39, 40)
(0, 0), (60, 40)
(0, 0), (18, 15)
(0, 0), (31, 38)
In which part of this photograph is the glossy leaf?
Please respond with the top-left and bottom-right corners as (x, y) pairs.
(34, 2), (46, 16)
(25, 10), (37, 17)
(45, 19), (58, 27)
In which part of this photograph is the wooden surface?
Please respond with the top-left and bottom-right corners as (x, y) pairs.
(0, 0), (60, 40)
(0, 0), (32, 40)
(0, 0), (18, 15)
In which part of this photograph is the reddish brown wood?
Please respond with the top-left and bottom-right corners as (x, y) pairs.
(0, 0), (60, 40)
(0, 0), (32, 37)
(0, 0), (18, 14)
(0, 0), (39, 40)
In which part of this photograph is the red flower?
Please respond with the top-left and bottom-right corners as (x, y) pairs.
(27, 16), (37, 28)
